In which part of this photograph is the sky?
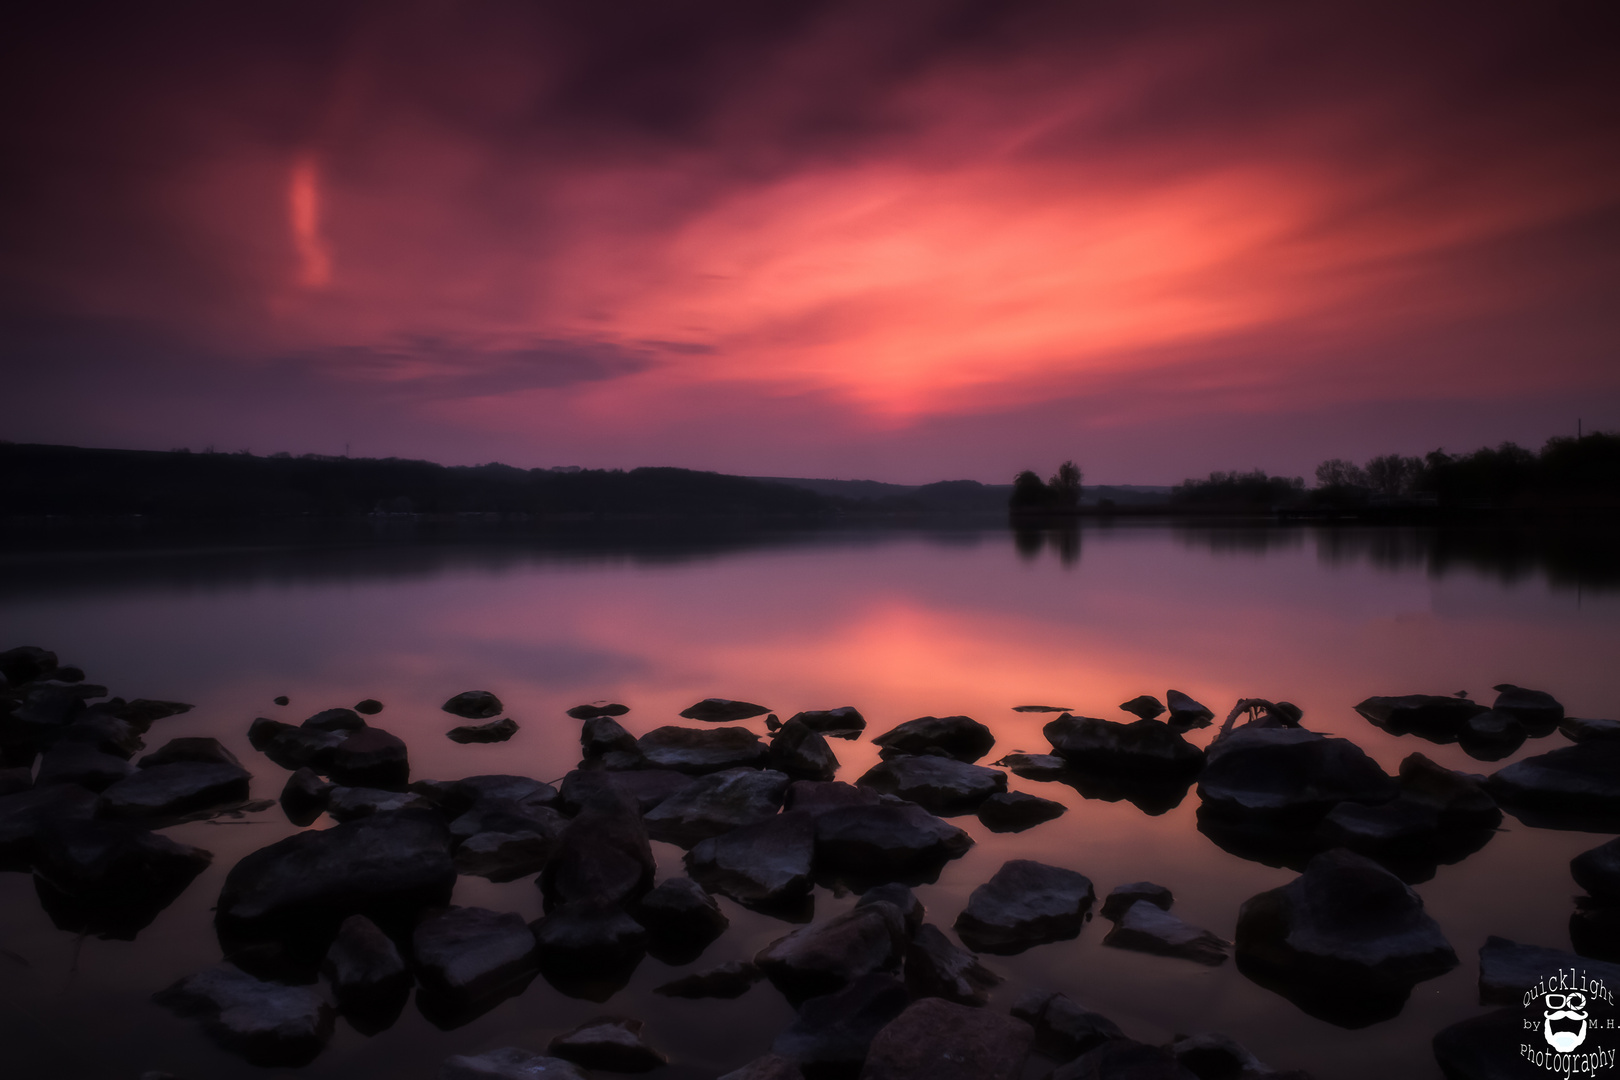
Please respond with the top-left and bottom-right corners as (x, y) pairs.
(2, 1), (1617, 484)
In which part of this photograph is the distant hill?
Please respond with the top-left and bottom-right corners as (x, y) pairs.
(760, 476), (1171, 511)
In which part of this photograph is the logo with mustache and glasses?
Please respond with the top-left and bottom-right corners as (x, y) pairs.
(1523, 969), (1617, 1078)
(1544, 991), (1590, 1053)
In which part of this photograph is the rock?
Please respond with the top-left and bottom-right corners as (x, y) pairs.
(1009, 991), (1123, 1060)
(531, 902), (648, 994)
(1571, 900), (1620, 963)
(953, 860), (1095, 955)
(1487, 741), (1620, 825)
(872, 716), (995, 763)
(569, 702), (630, 719)
(154, 963), (335, 1067)
(1353, 694), (1488, 740)
(993, 753), (1070, 781)
(36, 744), (134, 792)
(274, 695), (290, 706)
(1052, 1038), (1195, 1080)
(0, 784), (98, 868)
(303, 708), (366, 733)
(687, 810), (815, 907)
(1102, 900), (1229, 965)
(99, 698), (191, 731)
(1397, 753), (1502, 828)
(1458, 710), (1527, 761)
(32, 818), (212, 939)
(815, 804), (974, 886)
(681, 698), (771, 722)
(557, 767), (692, 814)
(1574, 837), (1620, 901)
(138, 737), (243, 770)
(279, 767), (332, 826)
(539, 786), (655, 910)
(1476, 936), (1620, 1005)
(1045, 715), (1203, 779)
(1101, 882), (1173, 921)
(216, 810), (455, 944)
(1492, 683), (1564, 730)
(1119, 695), (1165, 721)
(1563, 717), (1620, 742)
(1431, 1008), (1526, 1080)
(785, 779), (887, 816)
(766, 713), (782, 731)
(326, 786), (431, 822)
(581, 715), (638, 757)
(1012, 705), (1072, 713)
(718, 1054), (804, 1080)
(442, 691), (502, 719)
(1166, 1033), (1275, 1079)
(455, 829), (558, 882)
(326, 727), (409, 789)
(1234, 848), (1457, 1027)
(446, 792), (564, 846)
(771, 972), (911, 1073)
(644, 767), (791, 846)
(0, 767), (29, 798)
(248, 718), (346, 772)
(1197, 725), (1396, 821)
(1165, 690), (1215, 728)
(440, 1048), (588, 1080)
(655, 960), (762, 998)
(756, 904), (908, 1000)
(856, 756), (1007, 815)
(354, 699), (384, 715)
(0, 646), (57, 684)
(789, 707), (866, 735)
(976, 791), (1066, 832)
(903, 923), (1001, 1005)
(412, 906), (538, 1016)
(631, 876), (728, 963)
(55, 713), (145, 758)
(447, 717), (519, 744)
(856, 884), (925, 935)
(97, 761), (251, 820)
(769, 718), (840, 781)
(549, 1016), (668, 1072)
(638, 725), (769, 773)
(322, 914), (409, 1032)
(860, 997), (1033, 1080)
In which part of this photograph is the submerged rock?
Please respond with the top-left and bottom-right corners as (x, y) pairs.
(903, 923), (1001, 1005)
(97, 761), (251, 820)
(855, 756), (1007, 815)
(681, 698), (771, 723)
(861, 997), (1033, 1080)
(446, 717), (518, 744)
(687, 810), (815, 907)
(1102, 900), (1229, 966)
(954, 860), (1095, 955)
(1101, 882), (1173, 921)
(643, 767), (791, 846)
(638, 725), (769, 773)
(323, 914), (410, 1033)
(1009, 990), (1124, 1061)
(440, 1048), (587, 1080)
(442, 691), (502, 719)
(770, 972), (910, 1074)
(154, 963), (335, 1067)
(413, 906), (538, 1021)
(814, 803), (974, 886)
(769, 718), (840, 781)
(872, 715), (996, 763)
(756, 903), (908, 1000)
(976, 791), (1066, 832)
(1119, 695), (1165, 721)
(568, 702), (630, 719)
(655, 960), (763, 999)
(788, 706), (866, 735)
(1197, 725), (1395, 821)
(1044, 714), (1203, 779)
(548, 1016), (668, 1072)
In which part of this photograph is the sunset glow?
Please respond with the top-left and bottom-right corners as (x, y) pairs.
(288, 156), (332, 288)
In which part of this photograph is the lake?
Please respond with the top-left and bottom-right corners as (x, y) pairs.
(2, 519), (1617, 1079)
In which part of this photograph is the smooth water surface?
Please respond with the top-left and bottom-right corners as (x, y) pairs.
(2, 521), (1617, 1079)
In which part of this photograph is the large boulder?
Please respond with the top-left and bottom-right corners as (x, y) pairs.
(557, 767), (692, 814)
(769, 719), (840, 781)
(872, 716), (995, 763)
(323, 913), (410, 1034)
(682, 698), (771, 722)
(631, 876), (728, 964)
(154, 963), (335, 1067)
(770, 972), (911, 1073)
(36, 744), (134, 792)
(96, 761), (251, 820)
(786, 780), (886, 817)
(1492, 684), (1564, 731)
(1101, 882), (1173, 921)
(814, 804), (974, 886)
(279, 768), (332, 826)
(531, 903), (648, 997)
(548, 1016), (668, 1072)
(1009, 991), (1123, 1061)
(1044, 715), (1203, 779)
(644, 767), (791, 846)
(1476, 936), (1620, 1005)
(860, 997), (1033, 1080)
(1487, 741), (1620, 826)
(687, 810), (815, 907)
(0, 784), (98, 868)
(855, 756), (1007, 815)
(1101, 901), (1229, 966)
(326, 727), (409, 789)
(442, 691), (502, 719)
(789, 707), (866, 735)
(138, 736), (242, 770)
(1353, 694), (1488, 741)
(454, 829), (559, 883)
(1573, 837), (1620, 901)
(1197, 725), (1395, 821)
(1397, 753), (1502, 828)
(954, 860), (1095, 955)
(32, 818), (212, 939)
(413, 906), (539, 1024)
(216, 810), (456, 945)
(638, 725), (769, 773)
(248, 717), (346, 771)
(903, 923), (1001, 1005)
(539, 786), (655, 910)
(756, 903), (908, 1001)
(440, 1048), (587, 1080)
(448, 774), (558, 810)
(1234, 848), (1457, 1027)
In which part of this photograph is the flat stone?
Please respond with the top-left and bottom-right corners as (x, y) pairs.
(903, 923), (1001, 1005)
(440, 1048), (587, 1080)
(785, 779), (887, 816)
(1492, 684), (1564, 728)
(1010, 991), (1124, 1061)
(861, 997), (1033, 1080)
(568, 702), (630, 719)
(1477, 936), (1620, 1005)
(447, 717), (518, 744)
(581, 715), (638, 757)
(1119, 695), (1165, 721)
(872, 715), (995, 763)
(557, 767), (692, 814)
(1353, 694), (1488, 739)
(32, 818), (212, 939)
(303, 708), (366, 733)
(443, 691), (502, 719)
(976, 791), (1066, 832)
(456, 830), (558, 882)
(655, 960), (762, 998)
(36, 744), (134, 792)
(1101, 882), (1173, 921)
(138, 737), (243, 770)
(413, 906), (538, 1006)
(993, 753), (1070, 781)
(1562, 717), (1620, 742)
(327, 786), (431, 822)
(279, 767), (332, 826)
(954, 859), (1095, 955)
(154, 963), (335, 1067)
(1045, 715), (1203, 779)
(1165, 690), (1215, 728)
(1102, 900), (1229, 965)
(539, 786), (654, 910)
(687, 810), (815, 906)
(815, 803), (974, 885)
(717, 1054), (804, 1080)
(548, 1016), (667, 1072)
(354, 699), (384, 716)
(769, 718), (840, 781)
(1197, 725), (1396, 820)
(638, 725), (769, 773)
(756, 903), (908, 1000)
(326, 727), (409, 789)
(1488, 741), (1620, 823)
(770, 972), (910, 1072)
(856, 756), (1007, 814)
(682, 698), (771, 722)
(644, 767), (791, 846)
(96, 761), (251, 820)
(450, 774), (560, 812)
(788, 707), (866, 734)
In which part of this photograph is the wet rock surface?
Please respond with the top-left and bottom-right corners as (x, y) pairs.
(681, 697), (772, 722)
(1010, 990), (1124, 1061)
(855, 755), (1007, 814)
(327, 785), (431, 821)
(1487, 740), (1620, 826)
(655, 960), (763, 998)
(540, 785), (654, 909)
(33, 818), (212, 939)
(531, 903), (648, 993)
(993, 753), (1071, 781)
(1197, 725), (1396, 820)
(154, 963), (335, 1067)
(872, 715), (995, 762)
(447, 717), (518, 743)
(279, 767), (332, 825)
(37, 744), (134, 792)
(903, 922), (1001, 1005)
(0, 784), (98, 867)
(303, 708), (366, 733)
(861, 997), (1033, 1080)
(813, 803), (974, 885)
(548, 1015), (668, 1071)
(138, 736), (242, 770)
(954, 859), (1095, 954)
(323, 913), (410, 1032)
(414, 906), (539, 1025)
(1045, 714), (1203, 779)
(789, 706), (866, 735)
(326, 726), (410, 788)
(638, 725), (769, 773)
(976, 790), (1066, 832)
(1165, 690), (1215, 728)
(442, 691), (502, 719)
(581, 715), (638, 757)
(440, 1047), (588, 1080)
(1101, 882), (1173, 921)
(756, 903), (908, 1000)
(1476, 936), (1620, 1005)
(687, 810), (815, 906)
(644, 767), (791, 846)
(1102, 900), (1230, 965)
(631, 876), (728, 963)
(568, 701), (630, 719)
(558, 767), (691, 814)
(97, 761), (252, 820)
(769, 718), (840, 781)
(770, 971), (911, 1075)
(1052, 1038), (1197, 1080)
(455, 828), (560, 882)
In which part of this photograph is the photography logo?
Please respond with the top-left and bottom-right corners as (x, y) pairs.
(1523, 968), (1618, 1078)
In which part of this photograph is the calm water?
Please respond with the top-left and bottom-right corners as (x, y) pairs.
(2, 521), (1618, 1080)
